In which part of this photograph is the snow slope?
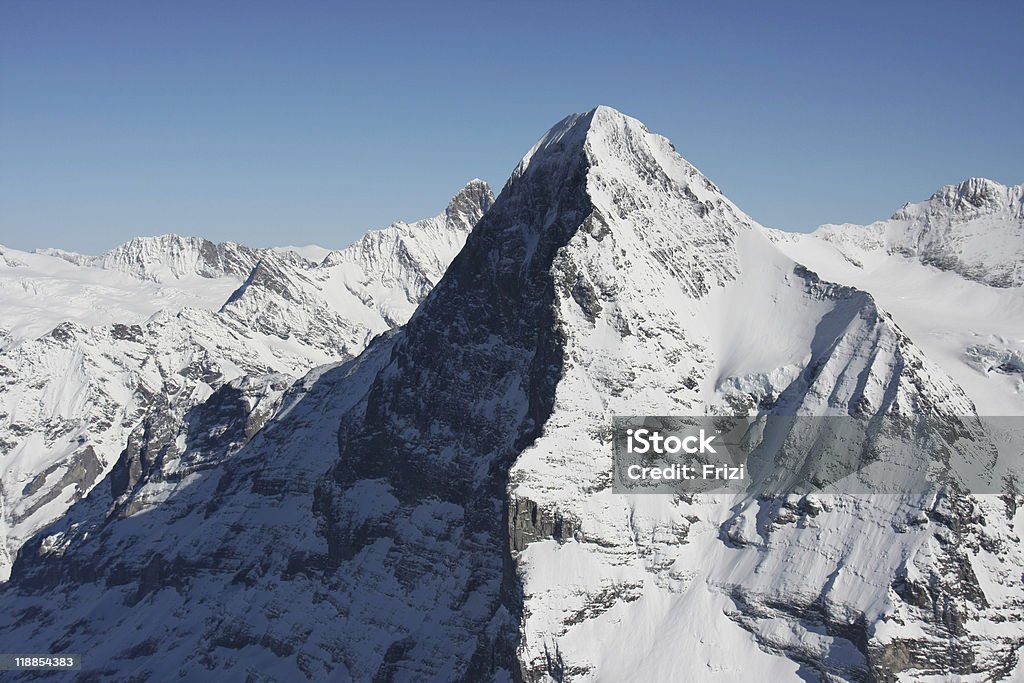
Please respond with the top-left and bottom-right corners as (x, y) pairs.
(767, 179), (1024, 415)
(1, 107), (1020, 682)
(0, 243), (242, 347)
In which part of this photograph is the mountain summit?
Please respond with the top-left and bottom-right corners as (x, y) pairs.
(912, 177), (1023, 218)
(806, 177), (1024, 288)
(41, 234), (263, 282)
(1, 108), (1020, 681)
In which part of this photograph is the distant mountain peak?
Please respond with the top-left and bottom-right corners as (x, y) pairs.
(444, 178), (494, 229)
(802, 177), (1024, 288)
(101, 234), (261, 281)
(893, 177), (1024, 221)
(931, 177), (1007, 210)
(38, 233), (261, 282)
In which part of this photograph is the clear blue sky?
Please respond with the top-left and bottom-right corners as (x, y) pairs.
(2, 0), (1022, 254)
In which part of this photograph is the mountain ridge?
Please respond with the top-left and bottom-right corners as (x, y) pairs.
(805, 176), (1024, 288)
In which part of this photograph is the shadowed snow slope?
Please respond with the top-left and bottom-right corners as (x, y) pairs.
(1, 108), (1021, 682)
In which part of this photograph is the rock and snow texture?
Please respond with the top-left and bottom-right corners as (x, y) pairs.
(1, 107), (1022, 682)
(767, 178), (1024, 416)
(0, 180), (492, 581)
(40, 234), (263, 282)
(222, 178), (494, 354)
(818, 178), (1023, 289)
(500, 108), (1019, 682)
(0, 241), (245, 347)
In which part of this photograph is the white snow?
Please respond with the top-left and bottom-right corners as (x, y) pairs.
(767, 181), (1024, 415)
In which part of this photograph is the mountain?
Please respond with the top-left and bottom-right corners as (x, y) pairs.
(767, 178), (1024, 416)
(220, 178), (494, 355)
(803, 178), (1023, 288)
(40, 234), (264, 282)
(3, 107), (1021, 682)
(0, 180), (492, 582)
(0, 243), (243, 348)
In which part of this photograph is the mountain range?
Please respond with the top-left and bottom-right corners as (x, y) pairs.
(0, 180), (492, 582)
(0, 106), (1022, 681)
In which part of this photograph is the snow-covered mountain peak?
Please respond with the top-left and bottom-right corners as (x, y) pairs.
(510, 106), (738, 227)
(509, 106), (663, 182)
(319, 179), (494, 268)
(513, 106), (721, 188)
(509, 110), (593, 183)
(771, 176), (1024, 412)
(807, 177), (1024, 288)
(491, 105), (756, 309)
(40, 233), (264, 282)
(99, 234), (261, 281)
(3, 107), (1019, 681)
(218, 180), (494, 358)
(894, 177), (1023, 221)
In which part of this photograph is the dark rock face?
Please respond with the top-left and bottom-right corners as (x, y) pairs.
(10, 373), (291, 594)
(509, 497), (582, 551)
(14, 446), (103, 523)
(109, 375), (291, 508)
(728, 589), (873, 682)
(108, 391), (177, 503)
(313, 114), (595, 679)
